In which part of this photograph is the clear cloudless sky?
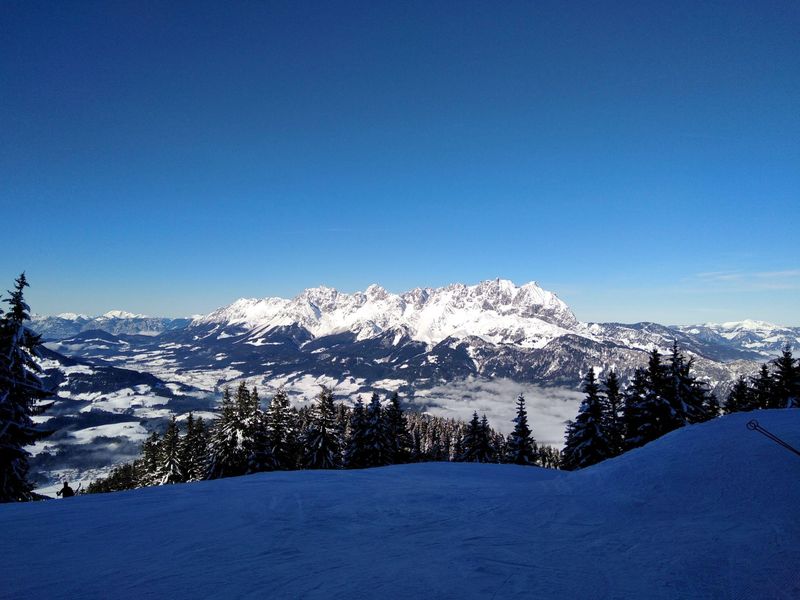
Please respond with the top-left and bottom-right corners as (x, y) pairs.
(1, 0), (798, 324)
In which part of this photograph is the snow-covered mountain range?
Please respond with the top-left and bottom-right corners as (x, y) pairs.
(194, 279), (579, 347)
(31, 311), (191, 340)
(28, 278), (797, 487)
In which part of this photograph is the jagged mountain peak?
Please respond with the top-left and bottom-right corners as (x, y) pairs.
(193, 278), (578, 347)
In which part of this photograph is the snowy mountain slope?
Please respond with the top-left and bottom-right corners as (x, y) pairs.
(4, 410), (798, 599)
(27, 348), (214, 489)
(193, 279), (580, 347)
(676, 320), (800, 357)
(30, 312), (191, 340)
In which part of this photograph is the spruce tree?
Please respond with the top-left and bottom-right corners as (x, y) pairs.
(343, 397), (368, 468)
(505, 394), (535, 465)
(363, 393), (391, 467)
(206, 387), (247, 479)
(751, 364), (774, 409)
(562, 369), (613, 470)
(157, 415), (185, 485)
(266, 389), (297, 470)
(0, 274), (54, 502)
(243, 385), (271, 474)
(723, 377), (752, 414)
(602, 371), (624, 456)
(477, 414), (495, 463)
(180, 414), (209, 481)
(666, 343), (711, 424)
(302, 386), (342, 469)
(138, 431), (162, 487)
(384, 392), (412, 464)
(459, 412), (482, 462)
(624, 351), (680, 448)
(537, 445), (562, 469)
(409, 429), (423, 462)
(772, 346), (799, 408)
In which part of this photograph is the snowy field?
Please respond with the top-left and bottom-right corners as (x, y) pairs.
(2, 410), (799, 599)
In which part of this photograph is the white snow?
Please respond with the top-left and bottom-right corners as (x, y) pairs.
(100, 310), (149, 319)
(69, 422), (148, 444)
(3, 410), (798, 599)
(193, 279), (580, 348)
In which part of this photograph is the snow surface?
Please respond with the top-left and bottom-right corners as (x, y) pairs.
(3, 410), (799, 599)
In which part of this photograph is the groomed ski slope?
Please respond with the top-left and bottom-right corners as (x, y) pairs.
(2, 410), (799, 599)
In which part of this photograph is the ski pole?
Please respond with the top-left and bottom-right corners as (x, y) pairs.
(746, 420), (800, 458)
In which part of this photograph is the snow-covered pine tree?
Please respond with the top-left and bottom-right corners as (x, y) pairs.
(138, 431), (161, 487)
(363, 393), (391, 467)
(191, 417), (209, 478)
(243, 385), (271, 474)
(179, 413), (209, 481)
(602, 371), (624, 457)
(505, 394), (535, 465)
(343, 397), (369, 468)
(302, 386), (342, 469)
(266, 389), (297, 470)
(0, 274), (54, 502)
(772, 346), (799, 408)
(178, 412), (196, 471)
(206, 387), (247, 479)
(562, 369), (613, 470)
(666, 343), (715, 424)
(384, 392), (412, 464)
(157, 415), (185, 485)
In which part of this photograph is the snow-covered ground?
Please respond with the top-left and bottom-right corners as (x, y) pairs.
(3, 410), (799, 599)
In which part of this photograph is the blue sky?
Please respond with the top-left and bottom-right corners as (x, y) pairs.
(1, 1), (798, 324)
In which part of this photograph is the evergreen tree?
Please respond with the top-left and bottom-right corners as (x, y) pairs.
(505, 394), (535, 465)
(751, 364), (774, 409)
(602, 371), (624, 456)
(772, 346), (799, 408)
(409, 429), (422, 463)
(537, 445), (562, 469)
(343, 398), (369, 468)
(86, 462), (140, 494)
(477, 414), (496, 463)
(459, 412), (483, 462)
(302, 386), (342, 469)
(384, 392), (412, 464)
(624, 351), (680, 448)
(157, 415), (185, 485)
(266, 389), (297, 470)
(703, 391), (720, 420)
(562, 370), (612, 470)
(362, 393), (391, 467)
(139, 431), (161, 487)
(242, 385), (271, 474)
(180, 414), (209, 481)
(206, 387), (247, 479)
(0, 274), (53, 502)
(723, 377), (752, 414)
(666, 343), (711, 424)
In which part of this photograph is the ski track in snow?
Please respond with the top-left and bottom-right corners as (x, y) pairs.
(2, 410), (800, 599)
